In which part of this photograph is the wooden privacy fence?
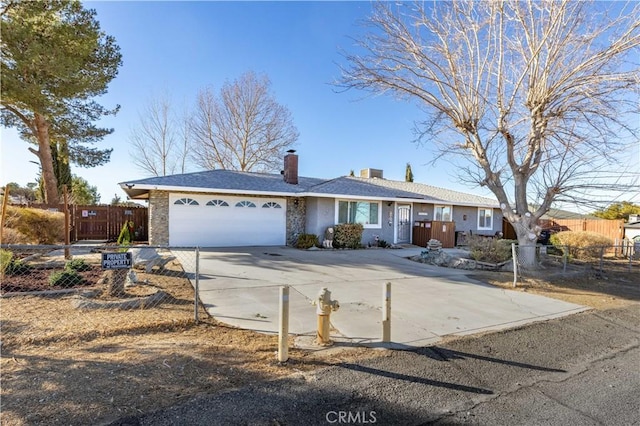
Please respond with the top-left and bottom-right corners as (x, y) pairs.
(412, 220), (456, 248)
(540, 218), (624, 242)
(15, 204), (148, 242)
(503, 218), (624, 242)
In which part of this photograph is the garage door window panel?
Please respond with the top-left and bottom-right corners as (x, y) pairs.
(235, 201), (256, 208)
(174, 198), (199, 206)
(262, 202), (282, 208)
(206, 199), (229, 206)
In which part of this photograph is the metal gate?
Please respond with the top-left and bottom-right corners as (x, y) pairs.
(397, 205), (411, 243)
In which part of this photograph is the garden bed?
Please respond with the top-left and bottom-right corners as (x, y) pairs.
(0, 264), (104, 294)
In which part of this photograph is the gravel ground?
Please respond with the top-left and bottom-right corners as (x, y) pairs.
(110, 304), (639, 426)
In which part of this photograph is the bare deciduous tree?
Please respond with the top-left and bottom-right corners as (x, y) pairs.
(129, 95), (190, 176)
(191, 71), (299, 172)
(339, 0), (639, 266)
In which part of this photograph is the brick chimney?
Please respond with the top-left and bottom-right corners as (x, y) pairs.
(283, 150), (298, 185)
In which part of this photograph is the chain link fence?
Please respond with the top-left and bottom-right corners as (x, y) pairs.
(1, 244), (205, 347)
(512, 242), (640, 286)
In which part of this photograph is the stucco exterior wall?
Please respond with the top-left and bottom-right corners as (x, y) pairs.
(148, 190), (169, 246)
(305, 197), (396, 245)
(412, 203), (503, 236)
(305, 197), (334, 239)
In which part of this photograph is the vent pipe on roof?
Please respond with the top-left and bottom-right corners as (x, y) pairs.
(283, 150), (298, 185)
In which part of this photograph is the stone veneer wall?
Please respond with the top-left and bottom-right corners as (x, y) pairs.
(286, 197), (306, 245)
(148, 190), (169, 246)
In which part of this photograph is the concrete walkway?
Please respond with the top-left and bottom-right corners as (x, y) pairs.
(186, 246), (587, 348)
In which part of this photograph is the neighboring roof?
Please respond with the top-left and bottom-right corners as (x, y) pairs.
(119, 170), (498, 208)
(624, 221), (640, 229)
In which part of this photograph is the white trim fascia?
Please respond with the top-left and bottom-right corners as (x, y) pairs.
(119, 184), (302, 198)
(307, 192), (499, 208)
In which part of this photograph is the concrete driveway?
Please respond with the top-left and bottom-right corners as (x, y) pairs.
(190, 246), (586, 348)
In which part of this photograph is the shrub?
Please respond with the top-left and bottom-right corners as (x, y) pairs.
(3, 206), (65, 244)
(377, 239), (390, 248)
(0, 249), (12, 276)
(550, 231), (613, 260)
(65, 258), (91, 272)
(333, 223), (364, 249)
(468, 236), (515, 263)
(296, 233), (319, 249)
(3, 258), (33, 275)
(49, 270), (84, 288)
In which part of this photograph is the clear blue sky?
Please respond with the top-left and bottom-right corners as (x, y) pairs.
(1, 1), (636, 209)
(0, 1), (468, 203)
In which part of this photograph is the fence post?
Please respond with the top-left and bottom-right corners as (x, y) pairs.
(382, 282), (391, 343)
(599, 246), (605, 274)
(563, 246), (568, 273)
(194, 247), (200, 324)
(278, 285), (290, 362)
(511, 243), (518, 287)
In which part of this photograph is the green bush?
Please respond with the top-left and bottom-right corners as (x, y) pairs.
(550, 231), (613, 260)
(65, 258), (91, 272)
(296, 233), (319, 249)
(333, 223), (364, 249)
(3, 206), (65, 244)
(377, 239), (390, 248)
(49, 270), (84, 288)
(0, 249), (12, 276)
(468, 236), (515, 263)
(2, 254), (33, 275)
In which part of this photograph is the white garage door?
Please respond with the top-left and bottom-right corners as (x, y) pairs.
(169, 194), (287, 247)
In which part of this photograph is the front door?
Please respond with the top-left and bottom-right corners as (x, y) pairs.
(397, 205), (411, 244)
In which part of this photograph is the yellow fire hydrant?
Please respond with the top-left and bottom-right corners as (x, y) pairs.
(312, 287), (340, 346)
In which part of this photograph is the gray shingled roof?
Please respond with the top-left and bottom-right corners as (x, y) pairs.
(325, 177), (498, 206)
(307, 177), (426, 199)
(121, 170), (324, 194)
(120, 170), (498, 207)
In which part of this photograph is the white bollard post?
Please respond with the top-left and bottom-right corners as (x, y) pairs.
(382, 282), (391, 343)
(278, 285), (290, 362)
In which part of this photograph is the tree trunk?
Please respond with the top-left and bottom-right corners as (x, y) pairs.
(106, 269), (128, 297)
(512, 219), (539, 269)
(34, 113), (60, 205)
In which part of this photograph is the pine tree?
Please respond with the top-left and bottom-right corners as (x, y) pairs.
(405, 163), (414, 182)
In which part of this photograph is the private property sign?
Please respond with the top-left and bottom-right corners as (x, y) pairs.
(101, 252), (132, 269)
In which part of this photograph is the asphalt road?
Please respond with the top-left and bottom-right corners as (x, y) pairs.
(109, 305), (639, 426)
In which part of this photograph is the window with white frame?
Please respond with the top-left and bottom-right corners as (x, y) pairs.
(478, 208), (493, 230)
(434, 205), (452, 221)
(336, 200), (381, 228)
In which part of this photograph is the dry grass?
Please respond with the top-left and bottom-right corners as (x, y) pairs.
(472, 266), (640, 310)
(0, 260), (375, 426)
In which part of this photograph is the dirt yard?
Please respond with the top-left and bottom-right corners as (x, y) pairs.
(1, 254), (638, 425)
(0, 257), (373, 426)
